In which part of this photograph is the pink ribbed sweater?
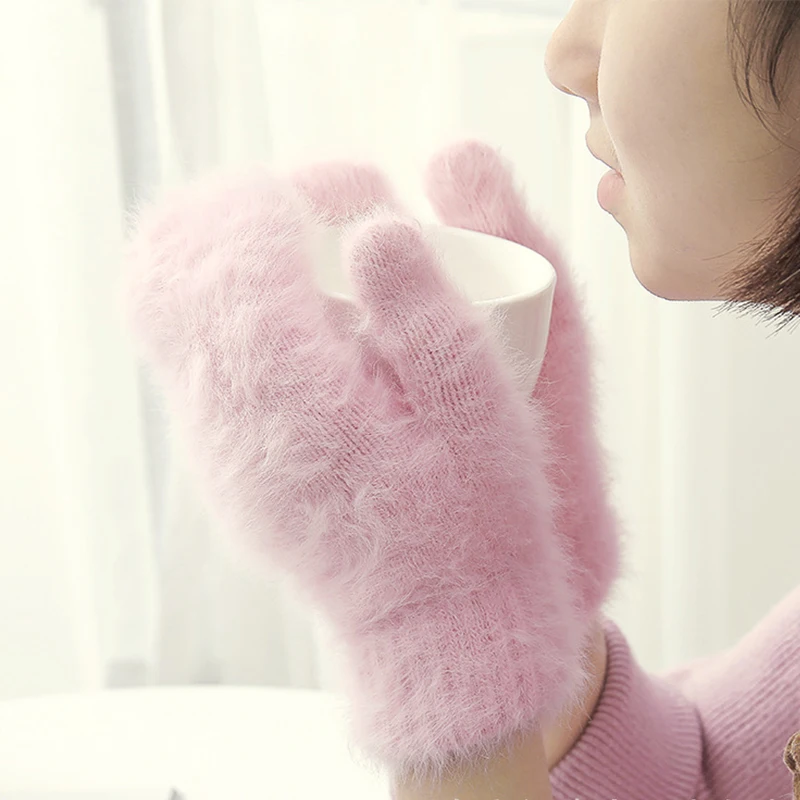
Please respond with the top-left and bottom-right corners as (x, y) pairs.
(549, 584), (800, 799)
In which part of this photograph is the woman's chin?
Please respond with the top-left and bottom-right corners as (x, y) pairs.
(629, 251), (710, 301)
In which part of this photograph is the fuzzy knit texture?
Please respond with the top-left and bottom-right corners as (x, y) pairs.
(549, 584), (800, 800)
(422, 141), (623, 621)
(293, 139), (623, 625)
(122, 149), (606, 785)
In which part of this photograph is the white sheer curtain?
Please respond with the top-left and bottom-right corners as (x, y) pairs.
(3, 0), (800, 702)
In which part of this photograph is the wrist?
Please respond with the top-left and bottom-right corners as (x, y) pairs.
(393, 726), (553, 800)
(542, 616), (608, 770)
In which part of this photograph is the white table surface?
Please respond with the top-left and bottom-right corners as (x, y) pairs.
(0, 686), (391, 799)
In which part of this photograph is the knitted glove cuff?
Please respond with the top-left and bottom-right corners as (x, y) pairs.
(334, 580), (590, 785)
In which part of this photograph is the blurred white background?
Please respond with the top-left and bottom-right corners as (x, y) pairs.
(1, 0), (799, 703)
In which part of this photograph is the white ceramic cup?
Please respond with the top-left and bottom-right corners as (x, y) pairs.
(311, 223), (557, 397)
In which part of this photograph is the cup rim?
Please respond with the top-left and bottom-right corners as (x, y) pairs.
(314, 222), (556, 306)
(425, 224), (555, 306)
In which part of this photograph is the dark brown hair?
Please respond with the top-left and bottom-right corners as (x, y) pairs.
(715, 0), (800, 333)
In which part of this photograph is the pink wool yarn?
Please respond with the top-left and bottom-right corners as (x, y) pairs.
(123, 141), (619, 786)
(296, 141), (624, 622)
(422, 141), (623, 620)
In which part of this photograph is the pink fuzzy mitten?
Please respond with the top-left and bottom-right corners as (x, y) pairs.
(124, 167), (587, 786)
(425, 141), (623, 618)
(294, 140), (623, 624)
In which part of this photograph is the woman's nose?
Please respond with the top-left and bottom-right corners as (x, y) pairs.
(543, 0), (604, 103)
